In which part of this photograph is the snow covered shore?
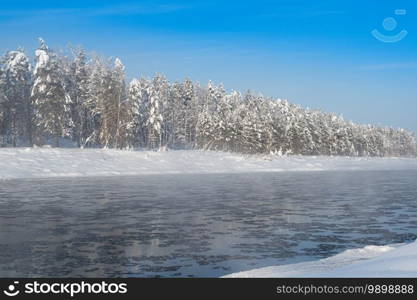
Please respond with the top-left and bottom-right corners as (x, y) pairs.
(1, 148), (417, 180)
(225, 240), (417, 277)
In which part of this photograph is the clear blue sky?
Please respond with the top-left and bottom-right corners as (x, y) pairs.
(1, 0), (416, 132)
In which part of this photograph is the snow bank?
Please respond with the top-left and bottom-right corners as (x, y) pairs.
(1, 148), (417, 180)
(224, 240), (417, 278)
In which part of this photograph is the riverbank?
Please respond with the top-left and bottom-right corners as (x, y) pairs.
(225, 239), (417, 277)
(1, 147), (417, 180)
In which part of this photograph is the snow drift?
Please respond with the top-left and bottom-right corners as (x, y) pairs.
(225, 240), (417, 277)
(1, 148), (417, 180)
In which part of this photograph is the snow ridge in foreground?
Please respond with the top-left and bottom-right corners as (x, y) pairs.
(1, 148), (417, 180)
(224, 240), (417, 278)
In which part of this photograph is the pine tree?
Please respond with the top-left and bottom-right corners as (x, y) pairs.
(70, 47), (91, 147)
(146, 75), (166, 149)
(84, 57), (105, 146)
(31, 38), (71, 146)
(113, 58), (128, 149)
(182, 78), (197, 146)
(127, 78), (142, 147)
(128, 78), (153, 148)
(1, 50), (32, 146)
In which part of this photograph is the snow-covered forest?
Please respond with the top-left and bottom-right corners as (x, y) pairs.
(0, 39), (416, 156)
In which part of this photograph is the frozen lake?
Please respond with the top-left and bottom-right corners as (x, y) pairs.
(1, 170), (417, 277)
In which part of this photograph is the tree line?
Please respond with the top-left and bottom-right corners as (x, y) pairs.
(0, 39), (416, 157)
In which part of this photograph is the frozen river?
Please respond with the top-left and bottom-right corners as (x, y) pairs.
(1, 170), (416, 277)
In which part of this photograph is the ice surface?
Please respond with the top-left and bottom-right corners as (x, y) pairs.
(1, 148), (417, 180)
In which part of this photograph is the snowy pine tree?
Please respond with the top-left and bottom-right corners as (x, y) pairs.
(70, 47), (91, 147)
(31, 38), (71, 146)
(127, 78), (143, 147)
(112, 58), (128, 149)
(146, 75), (166, 149)
(1, 49), (32, 146)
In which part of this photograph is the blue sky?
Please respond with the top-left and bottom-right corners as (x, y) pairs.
(1, 0), (416, 131)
